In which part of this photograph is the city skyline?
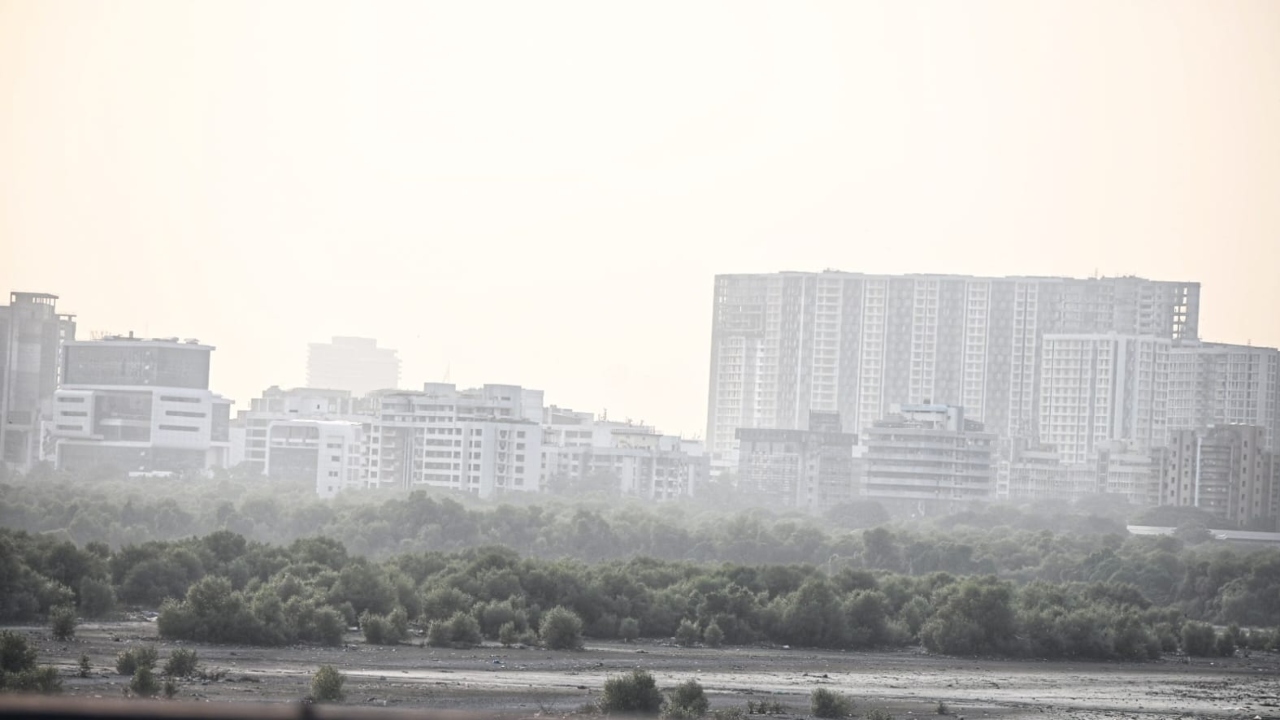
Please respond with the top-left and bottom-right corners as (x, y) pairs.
(4, 1), (1279, 438)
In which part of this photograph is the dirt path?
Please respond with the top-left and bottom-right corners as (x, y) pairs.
(14, 622), (1280, 719)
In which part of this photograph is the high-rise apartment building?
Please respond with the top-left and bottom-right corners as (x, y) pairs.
(0, 292), (76, 471)
(706, 272), (1198, 460)
(49, 336), (232, 474)
(1037, 334), (1170, 464)
(1167, 342), (1280, 451)
(306, 337), (401, 396)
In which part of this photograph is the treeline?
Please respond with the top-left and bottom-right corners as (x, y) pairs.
(0, 470), (1159, 559)
(3, 524), (1280, 659)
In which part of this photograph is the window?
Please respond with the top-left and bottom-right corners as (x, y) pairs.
(165, 410), (206, 418)
(158, 424), (199, 432)
(57, 396), (85, 403)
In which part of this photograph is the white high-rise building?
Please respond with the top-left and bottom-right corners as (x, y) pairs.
(1167, 342), (1280, 451)
(306, 337), (400, 396)
(1037, 334), (1170, 465)
(706, 272), (1199, 461)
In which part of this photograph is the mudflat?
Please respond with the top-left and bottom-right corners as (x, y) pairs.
(17, 621), (1280, 719)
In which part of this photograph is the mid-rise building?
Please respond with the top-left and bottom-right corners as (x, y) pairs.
(542, 407), (706, 500)
(706, 272), (1198, 462)
(1167, 341), (1280, 451)
(735, 411), (857, 513)
(0, 292), (76, 472)
(1037, 333), (1170, 464)
(263, 419), (365, 498)
(233, 386), (369, 475)
(48, 336), (231, 475)
(368, 383), (543, 497)
(1162, 425), (1274, 527)
(306, 337), (401, 397)
(862, 404), (996, 510)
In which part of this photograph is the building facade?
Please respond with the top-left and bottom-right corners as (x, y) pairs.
(0, 292), (76, 472)
(1167, 342), (1280, 451)
(706, 272), (1198, 462)
(862, 404), (996, 510)
(735, 411), (858, 513)
(264, 419), (365, 498)
(542, 407), (706, 501)
(1162, 425), (1274, 527)
(367, 383), (544, 497)
(306, 337), (401, 396)
(48, 336), (231, 474)
(1037, 333), (1171, 464)
(233, 386), (368, 475)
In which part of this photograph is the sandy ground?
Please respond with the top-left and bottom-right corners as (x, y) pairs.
(12, 621), (1280, 719)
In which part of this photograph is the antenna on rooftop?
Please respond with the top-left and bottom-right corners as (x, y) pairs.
(443, 364), (451, 383)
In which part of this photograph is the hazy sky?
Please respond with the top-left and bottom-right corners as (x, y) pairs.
(2, 0), (1278, 438)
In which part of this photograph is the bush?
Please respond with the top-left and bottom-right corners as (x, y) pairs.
(1181, 621), (1217, 657)
(115, 646), (158, 676)
(0, 631), (38, 676)
(703, 621), (724, 648)
(667, 679), (709, 717)
(49, 605), (77, 641)
(810, 689), (853, 719)
(540, 606), (584, 650)
(601, 670), (664, 714)
(8, 665), (63, 694)
(426, 620), (450, 647)
(448, 611), (483, 647)
(312, 665), (345, 703)
(361, 608), (409, 645)
(130, 665), (161, 697)
(675, 619), (701, 646)
(77, 577), (116, 619)
(163, 648), (198, 678)
(620, 617), (641, 642)
(163, 678), (178, 699)
(498, 621), (519, 647)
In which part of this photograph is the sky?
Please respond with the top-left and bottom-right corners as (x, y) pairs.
(2, 0), (1278, 439)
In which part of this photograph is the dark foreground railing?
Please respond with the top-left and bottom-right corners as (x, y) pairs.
(0, 696), (493, 720)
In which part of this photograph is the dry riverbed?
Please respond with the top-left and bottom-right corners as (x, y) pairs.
(11, 621), (1280, 719)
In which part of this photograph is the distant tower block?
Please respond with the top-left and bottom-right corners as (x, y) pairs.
(307, 337), (401, 396)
